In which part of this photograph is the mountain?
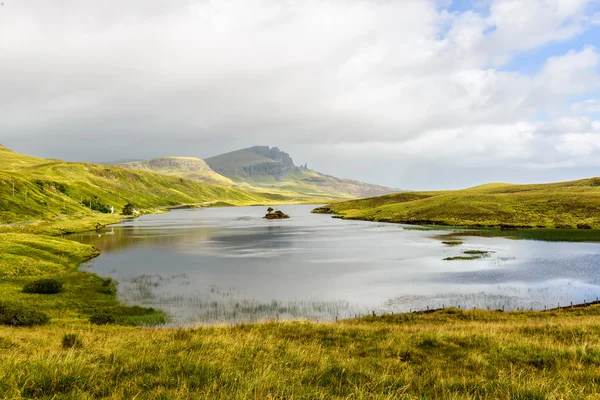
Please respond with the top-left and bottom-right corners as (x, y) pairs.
(314, 178), (600, 229)
(118, 157), (235, 186)
(205, 146), (398, 199)
(0, 145), (287, 225)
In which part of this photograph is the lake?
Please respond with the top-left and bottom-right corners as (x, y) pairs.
(68, 204), (600, 325)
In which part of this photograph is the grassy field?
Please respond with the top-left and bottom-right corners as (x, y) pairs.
(315, 178), (600, 231)
(3, 307), (600, 398)
(0, 233), (166, 327)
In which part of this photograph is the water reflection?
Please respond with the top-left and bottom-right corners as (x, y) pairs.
(68, 205), (600, 325)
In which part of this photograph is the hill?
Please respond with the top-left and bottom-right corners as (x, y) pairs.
(0, 145), (288, 226)
(205, 145), (398, 199)
(314, 178), (600, 229)
(118, 157), (236, 186)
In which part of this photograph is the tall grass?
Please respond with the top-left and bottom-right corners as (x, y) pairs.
(3, 308), (600, 398)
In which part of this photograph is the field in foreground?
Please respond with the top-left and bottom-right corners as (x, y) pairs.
(2, 308), (600, 399)
(315, 178), (600, 230)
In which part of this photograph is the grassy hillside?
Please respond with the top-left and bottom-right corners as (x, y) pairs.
(118, 157), (236, 186)
(315, 178), (600, 229)
(205, 146), (398, 199)
(0, 146), (289, 225)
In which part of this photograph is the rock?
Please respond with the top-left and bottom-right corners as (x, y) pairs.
(264, 210), (290, 219)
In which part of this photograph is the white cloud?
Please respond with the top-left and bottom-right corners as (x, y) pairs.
(0, 0), (599, 187)
(572, 99), (600, 114)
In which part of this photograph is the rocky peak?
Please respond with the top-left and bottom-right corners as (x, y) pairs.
(245, 146), (295, 166)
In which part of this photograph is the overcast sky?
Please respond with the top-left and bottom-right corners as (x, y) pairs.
(1, 0), (600, 189)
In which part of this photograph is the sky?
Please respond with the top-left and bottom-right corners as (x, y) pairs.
(1, 0), (600, 190)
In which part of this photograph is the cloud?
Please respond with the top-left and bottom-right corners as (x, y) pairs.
(572, 99), (600, 114)
(0, 0), (599, 187)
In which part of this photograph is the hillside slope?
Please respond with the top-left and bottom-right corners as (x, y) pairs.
(315, 178), (600, 229)
(205, 146), (398, 199)
(118, 157), (235, 186)
(0, 146), (286, 225)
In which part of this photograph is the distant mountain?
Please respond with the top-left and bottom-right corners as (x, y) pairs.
(117, 157), (235, 186)
(0, 145), (288, 225)
(205, 146), (398, 199)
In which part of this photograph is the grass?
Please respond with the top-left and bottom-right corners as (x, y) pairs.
(444, 256), (481, 261)
(3, 308), (600, 398)
(440, 228), (600, 242)
(0, 233), (165, 326)
(316, 178), (600, 235)
(442, 240), (463, 246)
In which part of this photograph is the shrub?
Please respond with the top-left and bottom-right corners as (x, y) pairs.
(22, 278), (63, 294)
(82, 195), (112, 213)
(89, 306), (167, 326)
(122, 202), (137, 216)
(0, 302), (50, 327)
(100, 277), (118, 296)
(89, 312), (116, 325)
(577, 223), (593, 230)
(267, 207), (274, 212)
(62, 334), (83, 349)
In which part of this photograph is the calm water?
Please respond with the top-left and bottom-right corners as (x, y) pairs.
(69, 205), (600, 325)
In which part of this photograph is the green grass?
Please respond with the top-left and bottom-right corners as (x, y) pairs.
(0, 233), (165, 326)
(442, 240), (463, 246)
(317, 178), (600, 234)
(444, 256), (481, 261)
(439, 228), (600, 242)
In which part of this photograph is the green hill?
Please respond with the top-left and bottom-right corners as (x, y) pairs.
(315, 178), (600, 229)
(118, 157), (236, 186)
(205, 146), (398, 199)
(0, 145), (287, 226)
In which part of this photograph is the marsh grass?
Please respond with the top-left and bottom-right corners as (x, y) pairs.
(444, 255), (481, 261)
(442, 240), (463, 246)
(443, 228), (600, 242)
(118, 275), (368, 324)
(3, 308), (600, 398)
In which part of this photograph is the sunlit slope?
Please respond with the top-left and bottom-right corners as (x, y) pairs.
(0, 145), (49, 169)
(205, 146), (399, 199)
(119, 157), (236, 186)
(317, 179), (600, 229)
(0, 146), (285, 224)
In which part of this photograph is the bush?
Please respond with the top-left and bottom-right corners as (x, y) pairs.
(267, 207), (274, 212)
(82, 195), (112, 213)
(122, 202), (137, 216)
(89, 312), (116, 325)
(577, 223), (593, 230)
(99, 277), (118, 296)
(62, 333), (83, 349)
(22, 278), (63, 294)
(89, 306), (167, 326)
(0, 302), (50, 327)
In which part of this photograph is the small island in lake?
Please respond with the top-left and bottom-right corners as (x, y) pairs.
(264, 207), (290, 219)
